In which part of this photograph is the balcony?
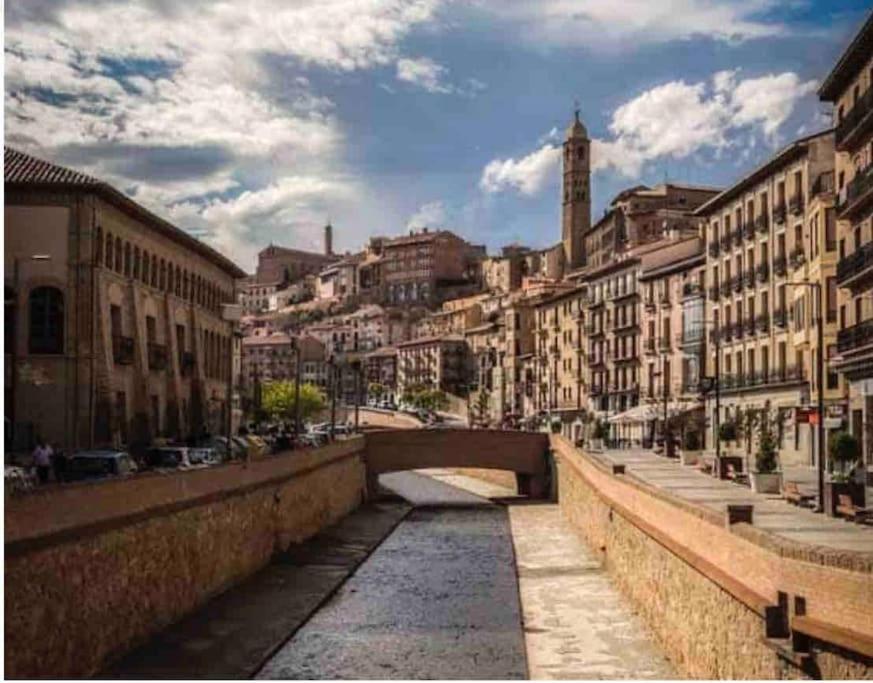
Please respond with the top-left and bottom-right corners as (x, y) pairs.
(721, 326), (733, 343)
(773, 203), (786, 225)
(708, 285), (720, 301)
(658, 291), (670, 305)
(609, 287), (639, 302)
(755, 213), (769, 234)
(773, 255), (787, 277)
(789, 248), (806, 269)
(590, 384), (603, 396)
(755, 313), (770, 333)
(774, 308), (788, 328)
(681, 328), (704, 347)
(744, 318), (756, 336)
(734, 322), (745, 340)
(836, 85), (873, 151)
(743, 270), (755, 288)
(658, 338), (671, 352)
(644, 338), (656, 355)
(180, 351), (196, 376)
(837, 164), (873, 219)
(811, 170), (835, 198)
(756, 263), (769, 283)
(112, 335), (135, 365)
(720, 234), (732, 250)
(708, 242), (720, 257)
(148, 342), (168, 371)
(743, 221), (755, 240)
(720, 365), (806, 393)
(614, 318), (639, 332)
(788, 194), (804, 216)
(644, 296), (656, 311)
(837, 319), (873, 355)
(682, 282), (703, 299)
(732, 276), (743, 293)
(837, 240), (873, 289)
(720, 281), (732, 297)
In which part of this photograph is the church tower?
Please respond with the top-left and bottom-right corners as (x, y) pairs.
(561, 109), (591, 270)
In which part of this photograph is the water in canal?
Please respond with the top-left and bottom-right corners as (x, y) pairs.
(256, 471), (528, 680)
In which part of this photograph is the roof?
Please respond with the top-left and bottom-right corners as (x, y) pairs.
(818, 10), (873, 101)
(242, 333), (292, 347)
(694, 128), (834, 216)
(565, 111), (588, 139)
(5, 148), (246, 279)
(398, 334), (465, 348)
(383, 229), (465, 248)
(639, 237), (704, 280)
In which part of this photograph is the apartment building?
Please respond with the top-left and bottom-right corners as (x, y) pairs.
(502, 293), (540, 422)
(533, 286), (588, 440)
(583, 183), (719, 269)
(241, 333), (328, 392)
(638, 238), (707, 448)
(5, 148), (246, 452)
(698, 129), (839, 468)
(364, 346), (398, 401)
(396, 335), (472, 397)
(820, 11), (873, 472)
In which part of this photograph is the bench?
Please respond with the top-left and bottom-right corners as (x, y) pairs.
(782, 481), (816, 507)
(836, 494), (873, 523)
(726, 463), (750, 486)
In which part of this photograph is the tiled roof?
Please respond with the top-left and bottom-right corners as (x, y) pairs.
(5, 147), (101, 186)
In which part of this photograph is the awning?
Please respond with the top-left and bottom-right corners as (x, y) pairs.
(607, 400), (702, 424)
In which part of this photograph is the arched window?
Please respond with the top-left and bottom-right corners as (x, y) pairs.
(115, 237), (123, 273)
(29, 286), (64, 354)
(95, 226), (103, 263)
(105, 233), (113, 269)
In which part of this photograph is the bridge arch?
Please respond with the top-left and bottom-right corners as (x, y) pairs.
(363, 429), (553, 499)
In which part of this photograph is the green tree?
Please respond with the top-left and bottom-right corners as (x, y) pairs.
(473, 391), (490, 426)
(262, 381), (327, 423)
(368, 382), (386, 400)
(829, 431), (860, 481)
(755, 409), (778, 473)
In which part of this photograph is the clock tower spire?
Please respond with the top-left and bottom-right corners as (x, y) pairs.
(561, 107), (591, 270)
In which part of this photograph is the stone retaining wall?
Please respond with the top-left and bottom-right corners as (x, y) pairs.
(552, 435), (873, 679)
(5, 438), (367, 679)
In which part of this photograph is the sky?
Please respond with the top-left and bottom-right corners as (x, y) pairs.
(5, 0), (871, 272)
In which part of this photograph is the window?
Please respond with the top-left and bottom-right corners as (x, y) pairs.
(826, 277), (837, 323)
(28, 286), (64, 354)
(825, 209), (836, 251)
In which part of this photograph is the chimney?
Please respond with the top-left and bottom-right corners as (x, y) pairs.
(324, 222), (333, 256)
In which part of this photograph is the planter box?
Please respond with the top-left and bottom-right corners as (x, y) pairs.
(824, 481), (866, 518)
(750, 471), (782, 494)
(679, 449), (701, 466)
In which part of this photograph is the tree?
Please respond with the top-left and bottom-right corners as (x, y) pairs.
(368, 382), (386, 401)
(261, 381), (327, 423)
(473, 391), (490, 426)
(755, 409), (778, 473)
(829, 431), (860, 481)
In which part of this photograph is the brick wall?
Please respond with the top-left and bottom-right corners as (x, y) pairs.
(552, 434), (873, 678)
(5, 438), (367, 678)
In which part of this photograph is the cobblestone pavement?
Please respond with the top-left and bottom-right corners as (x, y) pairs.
(603, 449), (873, 552)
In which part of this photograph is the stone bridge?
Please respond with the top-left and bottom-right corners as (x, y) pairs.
(364, 429), (552, 499)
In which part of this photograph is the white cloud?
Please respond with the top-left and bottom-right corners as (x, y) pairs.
(476, 0), (787, 51)
(481, 68), (817, 193)
(479, 144), (562, 195)
(407, 200), (447, 229)
(396, 57), (453, 93)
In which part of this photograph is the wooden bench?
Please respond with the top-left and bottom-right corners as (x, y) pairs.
(836, 494), (873, 523)
(782, 481), (816, 507)
(726, 463), (750, 486)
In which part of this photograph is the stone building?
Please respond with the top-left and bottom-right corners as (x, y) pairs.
(465, 319), (507, 424)
(253, 239), (337, 287)
(583, 183), (719, 270)
(482, 245), (532, 294)
(819, 10), (873, 473)
(364, 346), (398, 402)
(697, 129), (839, 469)
(4, 148), (246, 452)
(396, 335), (471, 397)
(638, 237), (707, 448)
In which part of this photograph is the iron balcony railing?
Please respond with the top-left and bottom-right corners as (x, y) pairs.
(773, 255), (787, 277)
(709, 285), (720, 301)
(112, 335), (135, 365)
(838, 164), (873, 217)
(756, 263), (769, 282)
(837, 318), (873, 355)
(658, 338), (671, 352)
(743, 221), (755, 240)
(732, 276), (743, 293)
(148, 343), (168, 371)
(683, 282), (703, 298)
(789, 194), (804, 215)
(773, 203), (786, 225)
(743, 270), (755, 288)
(755, 213), (769, 234)
(836, 85), (873, 149)
(836, 240), (873, 286)
(755, 313), (770, 332)
(644, 338), (656, 354)
(773, 308), (788, 328)
(720, 365), (806, 392)
(708, 241), (720, 257)
(789, 248), (806, 269)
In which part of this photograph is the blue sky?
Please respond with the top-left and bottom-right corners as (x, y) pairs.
(5, 1), (870, 271)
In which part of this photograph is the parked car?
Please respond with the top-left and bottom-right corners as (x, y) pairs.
(187, 447), (222, 467)
(145, 447), (201, 472)
(5, 465), (37, 494)
(66, 450), (138, 482)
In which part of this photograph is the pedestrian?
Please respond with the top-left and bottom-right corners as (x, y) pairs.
(51, 444), (69, 483)
(32, 440), (53, 484)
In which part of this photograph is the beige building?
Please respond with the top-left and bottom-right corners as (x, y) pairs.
(5, 148), (246, 452)
(582, 183), (719, 270)
(698, 129), (839, 469)
(396, 335), (471, 397)
(819, 11), (873, 473)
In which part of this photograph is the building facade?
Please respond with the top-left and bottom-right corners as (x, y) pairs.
(5, 148), (245, 452)
(820, 11), (873, 474)
(396, 335), (471, 397)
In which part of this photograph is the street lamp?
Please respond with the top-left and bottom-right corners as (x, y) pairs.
(787, 280), (825, 513)
(698, 318), (722, 475)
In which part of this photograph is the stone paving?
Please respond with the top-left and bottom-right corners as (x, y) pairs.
(418, 469), (675, 680)
(601, 449), (873, 553)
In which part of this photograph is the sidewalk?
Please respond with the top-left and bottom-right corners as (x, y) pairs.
(601, 449), (873, 553)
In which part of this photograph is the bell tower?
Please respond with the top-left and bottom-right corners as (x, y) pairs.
(561, 108), (591, 270)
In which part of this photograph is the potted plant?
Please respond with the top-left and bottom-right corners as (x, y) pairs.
(679, 427), (702, 466)
(590, 419), (608, 450)
(824, 431), (865, 516)
(718, 421), (737, 442)
(750, 413), (781, 494)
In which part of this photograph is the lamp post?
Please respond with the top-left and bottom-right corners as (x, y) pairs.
(698, 317), (721, 475)
(787, 280), (825, 513)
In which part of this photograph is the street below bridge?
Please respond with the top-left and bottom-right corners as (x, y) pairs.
(257, 470), (673, 680)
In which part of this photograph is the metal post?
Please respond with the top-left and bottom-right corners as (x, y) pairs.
(816, 283), (825, 513)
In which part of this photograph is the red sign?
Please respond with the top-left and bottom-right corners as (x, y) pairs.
(796, 408), (819, 424)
